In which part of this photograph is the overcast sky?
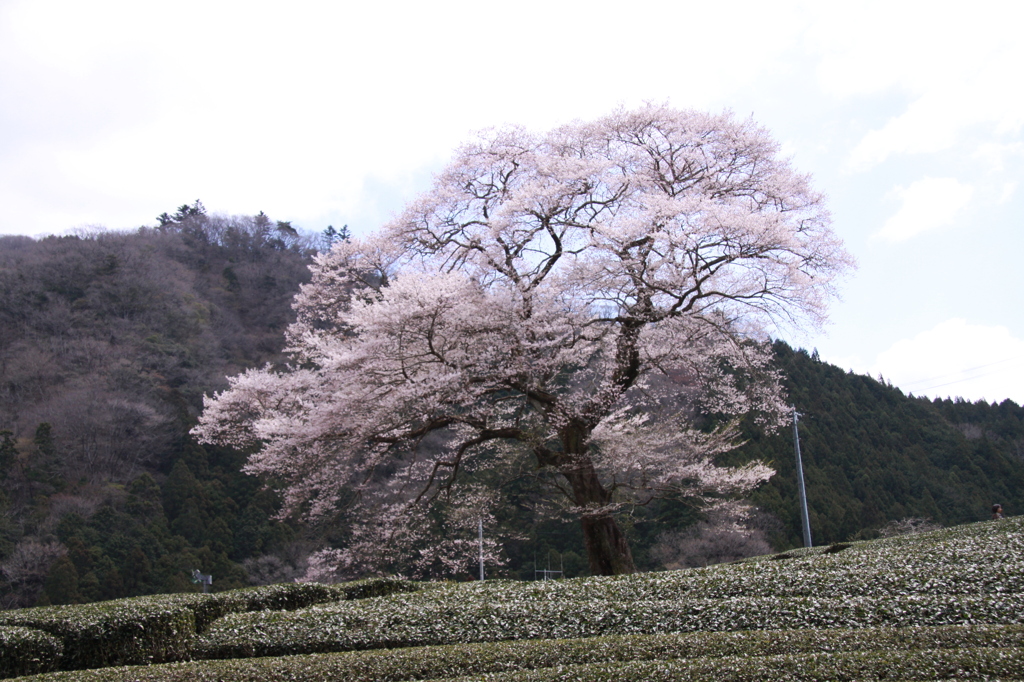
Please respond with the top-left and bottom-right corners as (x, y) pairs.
(2, 0), (1022, 404)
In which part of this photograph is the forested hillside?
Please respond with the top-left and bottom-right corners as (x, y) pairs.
(2, 210), (1022, 608)
(740, 343), (1024, 547)
(0, 204), (325, 608)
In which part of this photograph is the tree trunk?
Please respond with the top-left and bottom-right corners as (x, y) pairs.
(558, 425), (636, 576)
(581, 514), (636, 576)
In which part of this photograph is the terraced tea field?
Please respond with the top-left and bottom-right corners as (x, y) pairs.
(3, 517), (1023, 680)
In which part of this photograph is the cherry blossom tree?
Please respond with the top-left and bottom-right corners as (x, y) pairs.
(194, 105), (852, 577)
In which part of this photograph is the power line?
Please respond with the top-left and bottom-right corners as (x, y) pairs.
(900, 356), (1021, 390)
(908, 359), (1023, 394)
(915, 373), (1012, 393)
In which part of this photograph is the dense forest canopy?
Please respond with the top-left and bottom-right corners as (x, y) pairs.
(0, 206), (321, 607)
(0, 203), (1021, 608)
(741, 343), (1024, 547)
(0, 205), (318, 479)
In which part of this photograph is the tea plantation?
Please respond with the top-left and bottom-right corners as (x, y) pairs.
(3, 517), (1024, 681)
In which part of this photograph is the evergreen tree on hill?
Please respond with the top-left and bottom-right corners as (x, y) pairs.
(736, 342), (1024, 548)
(0, 209), (315, 607)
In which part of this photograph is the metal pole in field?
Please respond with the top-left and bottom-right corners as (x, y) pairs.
(478, 517), (485, 581)
(793, 406), (813, 548)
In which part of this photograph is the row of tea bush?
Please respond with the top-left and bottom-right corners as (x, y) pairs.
(197, 518), (1024, 659)
(11, 624), (1024, 681)
(4, 518), (1022, 679)
(0, 578), (415, 677)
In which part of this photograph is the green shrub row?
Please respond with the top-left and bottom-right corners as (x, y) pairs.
(336, 577), (419, 601)
(5, 518), (1017, 678)
(0, 578), (414, 676)
(429, 647), (1024, 681)
(329, 520), (1022, 614)
(13, 625), (1024, 682)
(398, 522), (1024, 605)
(397, 558), (1023, 605)
(179, 577), (417, 631)
(0, 627), (63, 678)
(0, 598), (195, 673)
(190, 520), (1024, 663)
(196, 589), (1024, 659)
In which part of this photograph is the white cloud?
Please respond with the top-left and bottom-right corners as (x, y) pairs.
(847, 70), (1024, 170)
(875, 178), (973, 242)
(998, 182), (1017, 204)
(0, 0), (812, 236)
(869, 319), (1024, 404)
(848, 93), (966, 170)
(803, 2), (1024, 170)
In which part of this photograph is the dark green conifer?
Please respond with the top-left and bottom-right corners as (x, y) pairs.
(43, 555), (81, 605)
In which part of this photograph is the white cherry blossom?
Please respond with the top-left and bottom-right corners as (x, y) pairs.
(194, 105), (852, 577)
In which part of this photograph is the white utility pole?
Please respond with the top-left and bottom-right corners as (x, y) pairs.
(793, 406), (813, 548)
(478, 518), (485, 581)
